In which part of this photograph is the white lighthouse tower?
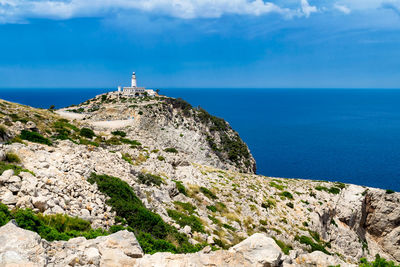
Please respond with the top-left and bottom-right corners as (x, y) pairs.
(131, 72), (137, 88)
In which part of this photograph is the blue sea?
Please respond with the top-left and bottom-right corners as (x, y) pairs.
(1, 88), (399, 191)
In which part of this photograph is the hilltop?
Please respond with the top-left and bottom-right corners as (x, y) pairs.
(0, 93), (399, 266)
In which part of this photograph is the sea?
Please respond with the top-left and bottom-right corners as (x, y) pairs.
(1, 88), (399, 191)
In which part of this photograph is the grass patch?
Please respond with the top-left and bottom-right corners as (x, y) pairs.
(360, 254), (400, 267)
(269, 181), (285, 190)
(0, 203), (107, 241)
(174, 181), (187, 196)
(206, 205), (217, 212)
(5, 153), (20, 163)
(138, 173), (163, 186)
(0, 162), (35, 176)
(174, 201), (197, 215)
(200, 187), (218, 200)
(80, 128), (95, 139)
(272, 237), (293, 255)
(167, 209), (205, 233)
(295, 235), (330, 255)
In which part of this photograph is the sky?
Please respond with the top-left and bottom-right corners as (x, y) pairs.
(0, 0), (400, 88)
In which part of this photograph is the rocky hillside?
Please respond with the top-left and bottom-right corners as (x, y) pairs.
(62, 93), (256, 173)
(0, 95), (399, 266)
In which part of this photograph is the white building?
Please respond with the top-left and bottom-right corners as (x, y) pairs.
(117, 72), (156, 97)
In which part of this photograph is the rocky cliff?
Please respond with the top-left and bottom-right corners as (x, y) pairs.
(0, 94), (399, 266)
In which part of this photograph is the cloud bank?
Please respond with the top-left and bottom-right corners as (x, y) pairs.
(0, 0), (320, 23)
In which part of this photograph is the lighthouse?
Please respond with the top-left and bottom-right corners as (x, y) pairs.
(131, 72), (137, 88)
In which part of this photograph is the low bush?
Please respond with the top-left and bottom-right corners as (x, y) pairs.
(120, 138), (141, 147)
(167, 209), (205, 233)
(280, 191), (294, 200)
(286, 202), (294, 209)
(200, 187), (217, 200)
(5, 153), (20, 163)
(360, 254), (400, 267)
(112, 130), (127, 137)
(295, 235), (330, 255)
(271, 237), (292, 255)
(261, 199), (276, 209)
(122, 153), (133, 164)
(206, 205), (217, 212)
(164, 147), (178, 153)
(106, 137), (122, 145)
(88, 173), (203, 254)
(137, 173), (163, 186)
(174, 181), (187, 196)
(80, 128), (95, 139)
(315, 185), (341, 195)
(222, 223), (236, 231)
(157, 156), (165, 161)
(20, 130), (52, 145)
(0, 204), (107, 241)
(386, 189), (395, 194)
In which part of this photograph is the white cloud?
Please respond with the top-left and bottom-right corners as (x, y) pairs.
(334, 3), (351, 14)
(0, 0), (326, 23)
(300, 0), (318, 17)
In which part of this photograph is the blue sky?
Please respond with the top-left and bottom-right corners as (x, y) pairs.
(1, 0), (400, 88)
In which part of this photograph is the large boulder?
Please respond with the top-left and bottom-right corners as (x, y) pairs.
(291, 251), (354, 266)
(229, 233), (282, 267)
(0, 220), (47, 266)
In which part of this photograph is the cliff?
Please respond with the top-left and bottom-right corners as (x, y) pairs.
(0, 94), (399, 266)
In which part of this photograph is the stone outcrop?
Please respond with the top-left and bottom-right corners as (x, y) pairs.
(0, 221), (357, 266)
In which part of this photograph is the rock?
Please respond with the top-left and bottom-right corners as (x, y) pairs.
(229, 233), (282, 267)
(84, 247), (100, 265)
(97, 230), (143, 258)
(9, 175), (22, 184)
(1, 190), (18, 205)
(182, 225), (191, 235)
(0, 221), (47, 266)
(26, 121), (37, 130)
(293, 251), (351, 266)
(0, 151), (6, 161)
(0, 169), (14, 183)
(32, 196), (48, 212)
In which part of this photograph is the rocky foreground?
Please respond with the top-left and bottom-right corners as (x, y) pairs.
(0, 93), (399, 266)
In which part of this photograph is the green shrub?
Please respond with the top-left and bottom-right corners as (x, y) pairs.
(206, 205), (217, 212)
(88, 173), (202, 254)
(174, 181), (187, 196)
(20, 130), (52, 145)
(360, 254), (400, 267)
(120, 138), (141, 147)
(261, 199), (276, 209)
(0, 203), (11, 227)
(157, 156), (165, 161)
(138, 173), (163, 186)
(122, 153), (133, 164)
(222, 223), (236, 231)
(208, 215), (221, 225)
(286, 202), (294, 208)
(164, 147), (178, 153)
(386, 189), (395, 194)
(167, 209), (205, 233)
(0, 125), (7, 137)
(280, 191), (294, 200)
(106, 136), (122, 145)
(112, 130), (127, 137)
(271, 237), (292, 255)
(295, 235), (330, 255)
(200, 187), (217, 200)
(80, 128), (95, 139)
(315, 185), (341, 195)
(5, 153), (20, 163)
